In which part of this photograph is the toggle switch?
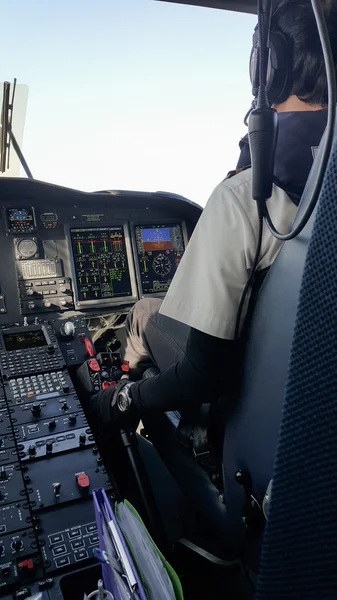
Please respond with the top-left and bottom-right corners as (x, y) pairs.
(46, 440), (53, 454)
(53, 483), (61, 498)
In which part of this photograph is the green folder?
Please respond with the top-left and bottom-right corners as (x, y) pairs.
(115, 499), (184, 600)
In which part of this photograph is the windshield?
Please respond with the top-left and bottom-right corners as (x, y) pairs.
(2, 0), (255, 206)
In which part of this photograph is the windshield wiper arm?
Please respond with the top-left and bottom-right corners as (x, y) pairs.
(1, 79), (33, 179)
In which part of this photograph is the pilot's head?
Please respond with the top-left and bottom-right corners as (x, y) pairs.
(252, 0), (337, 112)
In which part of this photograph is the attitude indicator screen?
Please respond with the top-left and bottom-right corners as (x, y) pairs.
(134, 223), (185, 295)
(69, 226), (133, 305)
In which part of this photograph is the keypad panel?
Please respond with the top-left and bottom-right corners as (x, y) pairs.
(0, 347), (64, 378)
(8, 372), (68, 400)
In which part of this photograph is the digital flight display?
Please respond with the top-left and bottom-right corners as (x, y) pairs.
(6, 207), (36, 233)
(134, 223), (185, 295)
(70, 226), (133, 305)
(3, 330), (47, 352)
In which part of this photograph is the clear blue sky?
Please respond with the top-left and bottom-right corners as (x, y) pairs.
(2, 0), (256, 206)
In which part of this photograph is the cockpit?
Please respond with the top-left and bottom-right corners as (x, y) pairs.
(1, 0), (337, 599)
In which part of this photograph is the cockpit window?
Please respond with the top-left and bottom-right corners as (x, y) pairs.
(1, 0), (255, 205)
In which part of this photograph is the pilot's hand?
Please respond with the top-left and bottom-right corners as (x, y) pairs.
(90, 379), (136, 432)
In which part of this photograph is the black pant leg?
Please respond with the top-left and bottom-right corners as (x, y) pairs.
(122, 298), (190, 374)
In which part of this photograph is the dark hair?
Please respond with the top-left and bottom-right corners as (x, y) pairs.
(273, 0), (337, 106)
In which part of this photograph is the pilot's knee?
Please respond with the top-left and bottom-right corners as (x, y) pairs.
(126, 298), (163, 327)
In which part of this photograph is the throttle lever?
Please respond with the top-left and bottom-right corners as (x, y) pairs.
(84, 336), (95, 357)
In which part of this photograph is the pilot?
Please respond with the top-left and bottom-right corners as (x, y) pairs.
(91, 0), (337, 426)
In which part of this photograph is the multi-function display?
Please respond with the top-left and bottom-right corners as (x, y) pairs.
(134, 223), (185, 295)
(69, 226), (133, 305)
(3, 329), (47, 351)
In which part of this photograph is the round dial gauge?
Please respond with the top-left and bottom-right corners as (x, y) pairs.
(17, 238), (38, 259)
(152, 254), (172, 276)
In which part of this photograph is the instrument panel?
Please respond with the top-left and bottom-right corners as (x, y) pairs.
(0, 179), (201, 599)
(0, 181), (201, 325)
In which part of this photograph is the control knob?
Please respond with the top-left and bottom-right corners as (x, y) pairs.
(47, 345), (55, 355)
(60, 321), (75, 339)
(31, 402), (41, 417)
(12, 538), (23, 552)
(0, 466), (7, 481)
(28, 301), (35, 310)
(59, 285), (69, 294)
(48, 419), (56, 430)
(44, 300), (51, 308)
(28, 445), (36, 457)
(68, 414), (77, 425)
(61, 401), (69, 411)
(0, 489), (4, 501)
(26, 289), (34, 296)
(60, 297), (71, 306)
(79, 433), (86, 447)
(62, 383), (70, 394)
(0, 544), (4, 557)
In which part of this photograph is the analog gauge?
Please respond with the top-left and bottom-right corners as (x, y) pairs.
(16, 237), (38, 259)
(152, 254), (172, 276)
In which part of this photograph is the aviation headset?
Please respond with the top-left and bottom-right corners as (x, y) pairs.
(249, 16), (293, 106)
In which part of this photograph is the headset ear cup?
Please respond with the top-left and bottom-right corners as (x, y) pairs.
(249, 45), (260, 97)
(249, 26), (292, 105)
(249, 26), (260, 97)
(267, 30), (293, 104)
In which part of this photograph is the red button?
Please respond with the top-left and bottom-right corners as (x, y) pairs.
(89, 359), (100, 372)
(121, 360), (130, 373)
(76, 472), (90, 489)
(18, 559), (34, 570)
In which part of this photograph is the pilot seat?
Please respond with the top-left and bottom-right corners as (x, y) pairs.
(132, 120), (334, 572)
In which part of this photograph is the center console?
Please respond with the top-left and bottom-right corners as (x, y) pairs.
(0, 319), (112, 599)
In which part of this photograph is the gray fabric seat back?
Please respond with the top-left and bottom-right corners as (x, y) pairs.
(221, 124), (332, 561)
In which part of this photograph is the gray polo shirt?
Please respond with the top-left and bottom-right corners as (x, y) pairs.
(159, 167), (297, 340)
